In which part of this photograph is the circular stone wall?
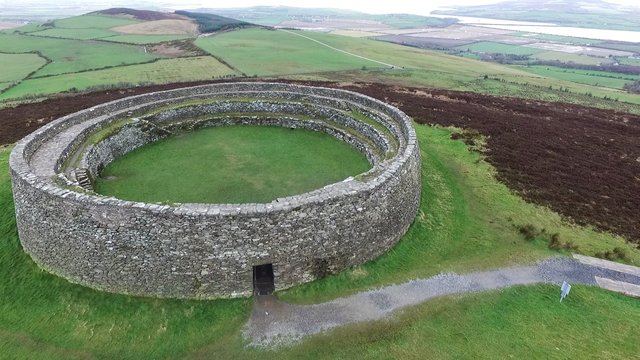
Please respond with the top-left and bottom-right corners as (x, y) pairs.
(10, 83), (421, 299)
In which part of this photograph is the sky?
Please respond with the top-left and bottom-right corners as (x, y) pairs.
(175, 0), (640, 15)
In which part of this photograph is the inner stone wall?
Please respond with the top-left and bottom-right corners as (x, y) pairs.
(10, 83), (422, 299)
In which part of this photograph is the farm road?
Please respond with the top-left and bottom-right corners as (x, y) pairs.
(243, 257), (640, 346)
(278, 29), (399, 68)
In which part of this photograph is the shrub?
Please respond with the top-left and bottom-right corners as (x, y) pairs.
(519, 224), (538, 240)
(595, 247), (629, 261)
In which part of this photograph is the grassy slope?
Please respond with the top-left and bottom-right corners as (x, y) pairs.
(29, 28), (120, 40)
(0, 57), (235, 99)
(276, 124), (637, 304)
(277, 30), (640, 104)
(195, 28), (383, 75)
(2, 126), (639, 358)
(0, 53), (46, 82)
(534, 51), (613, 65)
(96, 126), (371, 204)
(0, 34), (162, 76)
(516, 65), (640, 89)
(456, 41), (545, 55)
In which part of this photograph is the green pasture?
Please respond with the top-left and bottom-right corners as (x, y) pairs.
(195, 28), (383, 75)
(96, 126), (371, 204)
(29, 28), (120, 40)
(516, 65), (640, 89)
(0, 56), (235, 100)
(0, 82), (11, 91)
(619, 57), (640, 65)
(53, 15), (140, 29)
(508, 32), (602, 44)
(533, 51), (613, 65)
(456, 41), (544, 55)
(2, 121), (639, 358)
(104, 34), (193, 44)
(0, 52), (46, 82)
(0, 34), (162, 77)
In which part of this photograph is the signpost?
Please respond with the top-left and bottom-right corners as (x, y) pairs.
(560, 281), (571, 302)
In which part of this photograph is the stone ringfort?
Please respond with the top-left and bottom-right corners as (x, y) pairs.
(10, 83), (421, 299)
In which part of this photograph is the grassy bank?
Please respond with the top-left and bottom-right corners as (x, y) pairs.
(276, 124), (637, 304)
(95, 125), (371, 204)
(1, 119), (638, 357)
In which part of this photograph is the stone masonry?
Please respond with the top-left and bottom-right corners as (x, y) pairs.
(10, 83), (421, 299)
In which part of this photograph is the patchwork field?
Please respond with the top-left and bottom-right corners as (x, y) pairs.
(195, 28), (384, 75)
(517, 65), (640, 89)
(0, 57), (235, 99)
(456, 41), (545, 55)
(330, 30), (384, 38)
(0, 53), (46, 83)
(619, 57), (640, 65)
(28, 28), (120, 40)
(96, 126), (371, 204)
(0, 34), (162, 77)
(533, 51), (613, 65)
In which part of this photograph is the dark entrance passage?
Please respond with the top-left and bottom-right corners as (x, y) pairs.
(253, 264), (275, 296)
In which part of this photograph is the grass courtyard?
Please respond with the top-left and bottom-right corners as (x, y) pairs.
(95, 125), (371, 204)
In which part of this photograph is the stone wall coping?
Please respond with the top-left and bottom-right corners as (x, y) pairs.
(10, 83), (417, 217)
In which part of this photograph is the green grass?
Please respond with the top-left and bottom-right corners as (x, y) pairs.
(275, 124), (638, 304)
(29, 28), (120, 40)
(0, 34), (162, 77)
(0, 56), (235, 100)
(456, 41), (544, 55)
(516, 65), (640, 89)
(95, 125), (371, 204)
(0, 52), (46, 82)
(195, 28), (384, 76)
(618, 57), (640, 65)
(2, 138), (639, 358)
(53, 15), (140, 29)
(281, 68), (640, 110)
(534, 51), (613, 65)
(104, 34), (193, 44)
(508, 32), (602, 44)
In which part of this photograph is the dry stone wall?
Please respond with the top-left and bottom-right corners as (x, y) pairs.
(10, 83), (421, 299)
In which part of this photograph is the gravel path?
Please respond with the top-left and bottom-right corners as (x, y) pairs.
(243, 257), (640, 346)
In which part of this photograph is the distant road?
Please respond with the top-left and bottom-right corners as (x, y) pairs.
(278, 29), (401, 69)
